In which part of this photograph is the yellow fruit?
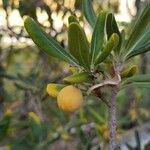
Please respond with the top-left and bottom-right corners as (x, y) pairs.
(57, 85), (83, 112)
(46, 84), (65, 98)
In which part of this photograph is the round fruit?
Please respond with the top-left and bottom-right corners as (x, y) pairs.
(57, 85), (83, 112)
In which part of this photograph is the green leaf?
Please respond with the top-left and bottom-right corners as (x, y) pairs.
(106, 13), (121, 39)
(123, 74), (150, 84)
(90, 12), (107, 66)
(24, 17), (78, 66)
(120, 29), (126, 47)
(74, 0), (82, 10)
(122, 74), (150, 89)
(82, 0), (96, 28)
(106, 13), (121, 53)
(68, 23), (90, 70)
(126, 29), (150, 59)
(95, 33), (119, 65)
(68, 15), (79, 24)
(122, 82), (150, 89)
(28, 112), (42, 141)
(121, 65), (138, 78)
(124, 0), (150, 59)
(63, 72), (89, 83)
(0, 111), (12, 141)
(11, 144), (36, 150)
(88, 107), (105, 124)
(2, 0), (9, 9)
(19, 0), (36, 19)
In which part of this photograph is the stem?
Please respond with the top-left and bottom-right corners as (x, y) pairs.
(88, 74), (121, 95)
(108, 88), (118, 150)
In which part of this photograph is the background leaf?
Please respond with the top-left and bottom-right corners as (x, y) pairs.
(2, 0), (9, 9)
(0, 111), (12, 141)
(82, 0), (96, 28)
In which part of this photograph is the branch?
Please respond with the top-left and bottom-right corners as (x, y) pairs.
(108, 87), (118, 149)
(87, 74), (121, 94)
